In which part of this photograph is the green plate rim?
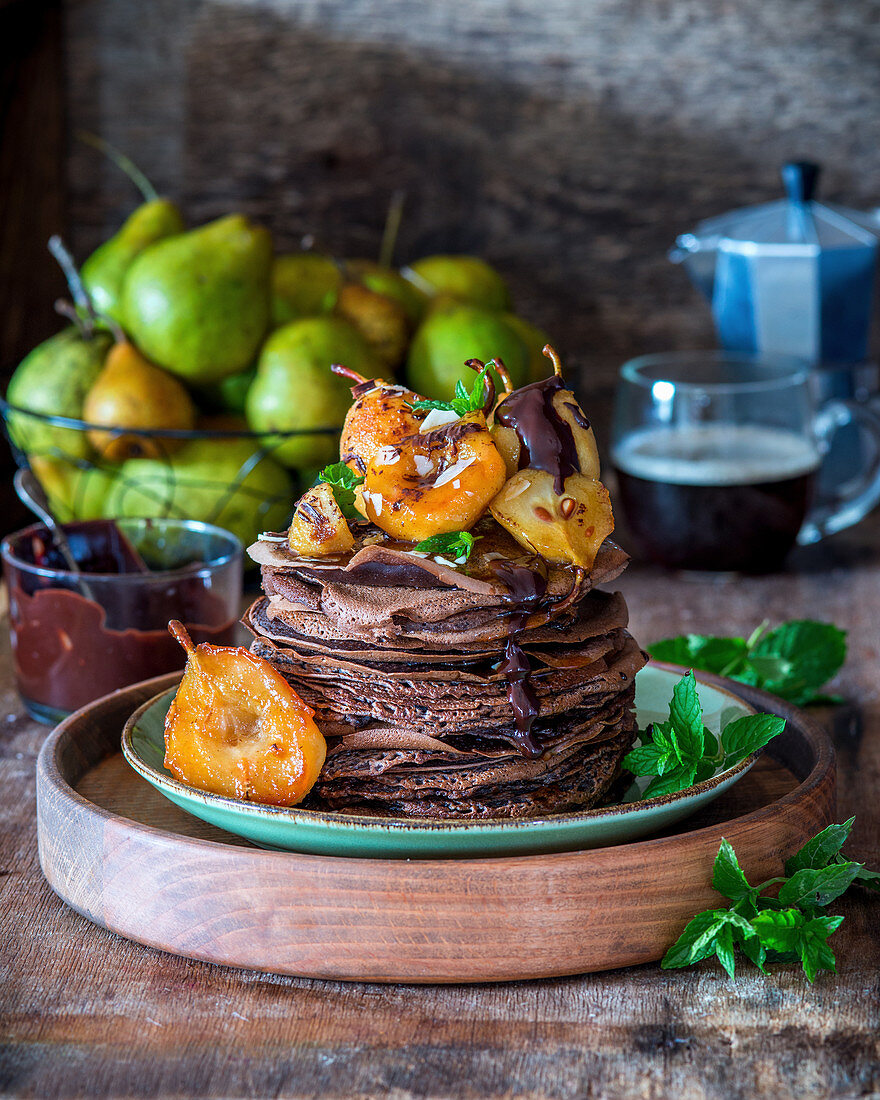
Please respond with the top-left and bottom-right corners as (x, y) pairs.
(121, 661), (761, 834)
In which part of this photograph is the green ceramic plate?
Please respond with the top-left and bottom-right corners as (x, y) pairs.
(122, 663), (759, 859)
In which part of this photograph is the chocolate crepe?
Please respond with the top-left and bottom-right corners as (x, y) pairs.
(244, 523), (646, 820)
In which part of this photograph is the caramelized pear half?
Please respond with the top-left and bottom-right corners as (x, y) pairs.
(489, 469), (613, 569)
(363, 411), (506, 542)
(164, 621), (326, 805)
(491, 383), (600, 481)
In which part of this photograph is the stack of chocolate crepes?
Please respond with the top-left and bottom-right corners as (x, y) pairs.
(244, 520), (646, 819)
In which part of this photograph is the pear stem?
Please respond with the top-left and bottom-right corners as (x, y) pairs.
(49, 236), (98, 338)
(542, 344), (564, 378)
(486, 356), (514, 396)
(168, 619), (196, 657)
(331, 363), (368, 385)
(378, 189), (406, 269)
(77, 130), (159, 203)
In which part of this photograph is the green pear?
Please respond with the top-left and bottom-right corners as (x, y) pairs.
(246, 316), (379, 468)
(405, 303), (528, 401)
(104, 437), (293, 548)
(121, 214), (272, 384)
(6, 327), (113, 459)
(345, 259), (427, 326)
(272, 253), (341, 326)
(30, 456), (115, 522)
(502, 313), (553, 383)
(402, 255), (511, 312)
(81, 199), (185, 324)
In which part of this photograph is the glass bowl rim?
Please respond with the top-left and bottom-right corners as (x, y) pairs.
(1, 517), (243, 583)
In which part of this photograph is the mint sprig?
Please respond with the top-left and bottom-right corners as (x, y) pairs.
(413, 530), (481, 563)
(648, 620), (847, 707)
(662, 818), (877, 981)
(319, 462), (364, 521)
(409, 364), (490, 417)
(623, 671), (785, 797)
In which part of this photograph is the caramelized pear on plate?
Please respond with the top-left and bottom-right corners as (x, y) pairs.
(163, 622), (326, 806)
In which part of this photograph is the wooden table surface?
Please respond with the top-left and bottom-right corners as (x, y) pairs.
(1, 531), (879, 1100)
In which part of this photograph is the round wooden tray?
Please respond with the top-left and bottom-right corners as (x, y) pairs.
(36, 670), (835, 984)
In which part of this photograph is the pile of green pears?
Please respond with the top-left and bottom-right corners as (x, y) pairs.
(6, 163), (550, 549)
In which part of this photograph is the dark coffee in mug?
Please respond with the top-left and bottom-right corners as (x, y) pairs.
(612, 424), (820, 572)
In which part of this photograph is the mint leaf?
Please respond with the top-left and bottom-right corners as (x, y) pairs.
(851, 865), (880, 894)
(719, 713), (786, 767)
(750, 908), (804, 953)
(785, 818), (855, 874)
(649, 720), (681, 766)
(661, 910), (732, 968)
(648, 619), (847, 706)
(661, 908), (757, 977)
(627, 673), (782, 799)
(661, 822), (878, 982)
(797, 915), (844, 982)
(668, 671), (705, 764)
(410, 364), (490, 417)
(712, 838), (755, 903)
(750, 620), (847, 705)
(648, 635), (749, 677)
(776, 862), (862, 912)
(753, 910), (842, 982)
(643, 764), (697, 798)
(413, 530), (480, 563)
(622, 743), (666, 776)
(320, 462), (365, 520)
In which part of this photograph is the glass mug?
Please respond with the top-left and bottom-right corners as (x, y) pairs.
(611, 352), (880, 573)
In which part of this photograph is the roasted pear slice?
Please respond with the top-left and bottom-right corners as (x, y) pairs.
(363, 410), (506, 542)
(288, 483), (355, 556)
(335, 369), (424, 474)
(489, 469), (614, 570)
(164, 622), (326, 806)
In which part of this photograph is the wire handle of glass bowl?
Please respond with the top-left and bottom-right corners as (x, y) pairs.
(798, 399), (880, 544)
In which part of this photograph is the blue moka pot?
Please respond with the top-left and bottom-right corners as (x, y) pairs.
(671, 162), (879, 364)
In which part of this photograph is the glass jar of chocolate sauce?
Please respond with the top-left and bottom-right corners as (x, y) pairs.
(2, 518), (243, 724)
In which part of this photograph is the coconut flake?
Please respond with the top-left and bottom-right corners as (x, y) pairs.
(414, 454), (434, 478)
(374, 445), (401, 466)
(419, 408), (460, 433)
(258, 532), (289, 542)
(453, 479), (460, 489)
(432, 554), (459, 568)
(433, 455), (476, 489)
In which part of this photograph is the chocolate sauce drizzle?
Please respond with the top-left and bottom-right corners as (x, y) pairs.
(494, 375), (588, 494)
(491, 560), (548, 758)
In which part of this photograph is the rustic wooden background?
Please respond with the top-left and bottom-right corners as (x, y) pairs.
(60, 0), (880, 374)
